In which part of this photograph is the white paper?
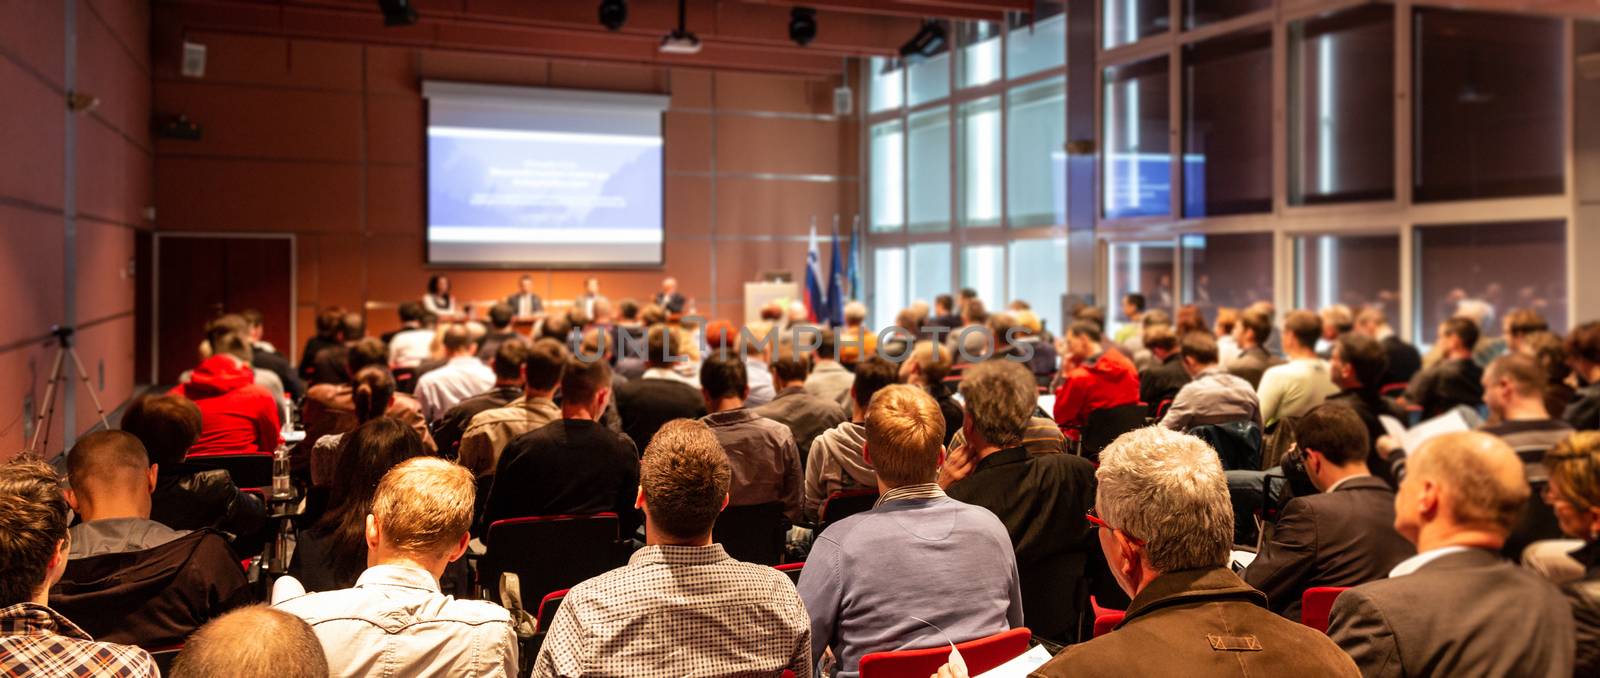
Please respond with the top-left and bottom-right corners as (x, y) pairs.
(1230, 549), (1258, 570)
(976, 645), (1054, 678)
(1378, 414), (1408, 442)
(1388, 408), (1476, 452)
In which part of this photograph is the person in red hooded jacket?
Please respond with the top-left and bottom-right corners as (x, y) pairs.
(1053, 320), (1140, 441)
(170, 316), (281, 455)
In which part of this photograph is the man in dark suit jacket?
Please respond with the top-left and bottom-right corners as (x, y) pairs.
(1137, 326), (1190, 418)
(1329, 431), (1574, 678)
(1404, 316), (1485, 419)
(1244, 404), (1413, 618)
(653, 276), (686, 315)
(506, 275), (543, 317)
(1225, 307), (1282, 390)
(613, 326), (706, 451)
(1354, 307), (1420, 388)
(940, 360), (1097, 644)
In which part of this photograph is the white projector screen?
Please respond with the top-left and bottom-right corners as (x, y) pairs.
(423, 81), (668, 266)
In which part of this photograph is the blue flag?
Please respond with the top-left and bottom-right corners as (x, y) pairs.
(828, 219), (845, 327)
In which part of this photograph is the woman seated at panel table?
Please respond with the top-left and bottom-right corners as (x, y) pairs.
(423, 274), (466, 322)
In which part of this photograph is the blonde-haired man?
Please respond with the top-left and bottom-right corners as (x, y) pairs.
(1329, 431), (1574, 678)
(799, 385), (1021, 678)
(275, 458), (517, 677)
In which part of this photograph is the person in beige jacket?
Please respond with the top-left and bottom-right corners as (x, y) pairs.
(802, 358), (899, 524)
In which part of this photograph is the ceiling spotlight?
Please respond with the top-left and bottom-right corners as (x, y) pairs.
(598, 0), (627, 31)
(376, 0), (418, 27)
(899, 20), (947, 62)
(789, 7), (817, 47)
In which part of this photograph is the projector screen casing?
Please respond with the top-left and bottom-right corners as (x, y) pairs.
(422, 81), (669, 268)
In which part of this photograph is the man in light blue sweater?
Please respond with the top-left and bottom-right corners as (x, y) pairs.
(798, 385), (1024, 677)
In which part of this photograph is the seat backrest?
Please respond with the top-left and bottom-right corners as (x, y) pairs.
(1080, 404), (1148, 461)
(857, 627), (1032, 678)
(774, 562), (804, 586)
(1506, 478), (1564, 562)
(1379, 382), (1408, 398)
(1300, 586), (1350, 633)
(1186, 420), (1264, 471)
(712, 502), (787, 565)
(1089, 595), (1125, 638)
(482, 514), (624, 604)
(186, 453), (274, 488)
(818, 489), (879, 533)
(535, 588), (570, 630)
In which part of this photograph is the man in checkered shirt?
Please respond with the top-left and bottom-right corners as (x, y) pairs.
(532, 419), (812, 678)
(0, 458), (156, 677)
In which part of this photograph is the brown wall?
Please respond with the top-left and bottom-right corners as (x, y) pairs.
(150, 23), (861, 347)
(0, 0), (150, 461)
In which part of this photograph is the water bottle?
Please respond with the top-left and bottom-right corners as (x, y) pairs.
(271, 442), (293, 499)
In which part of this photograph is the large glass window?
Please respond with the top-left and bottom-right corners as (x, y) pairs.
(1108, 241), (1177, 338)
(1289, 6), (1395, 205)
(962, 245), (1005, 310)
(872, 247), (907, 330)
(959, 97), (1002, 228)
(1007, 3), (1066, 79)
(957, 22), (1002, 89)
(868, 57), (904, 113)
(1104, 0), (1169, 49)
(1294, 234), (1401, 330)
(1010, 238), (1068, 335)
(869, 121), (904, 233)
(909, 242), (954, 306)
(908, 109), (952, 232)
(1185, 0), (1270, 31)
(907, 32), (952, 107)
(1007, 78), (1067, 227)
(1104, 57), (1171, 219)
(1414, 220), (1566, 344)
(1183, 31), (1272, 217)
(1414, 9), (1563, 202)
(1180, 232), (1273, 313)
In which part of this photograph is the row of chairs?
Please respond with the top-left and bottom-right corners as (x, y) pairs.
(1088, 586), (1350, 638)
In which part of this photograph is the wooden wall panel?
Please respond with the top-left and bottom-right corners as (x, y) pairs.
(714, 116), (847, 175)
(0, 206), (67, 348)
(154, 83), (364, 160)
(155, 158), (363, 232)
(0, 61), (66, 209)
(74, 218), (135, 325)
(0, 0), (66, 83)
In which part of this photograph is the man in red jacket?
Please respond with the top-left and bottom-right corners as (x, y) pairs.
(170, 317), (281, 455)
(1053, 320), (1140, 441)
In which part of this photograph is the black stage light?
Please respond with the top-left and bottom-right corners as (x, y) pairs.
(377, 0), (418, 27)
(599, 0), (628, 31)
(789, 7), (817, 46)
(899, 20), (947, 62)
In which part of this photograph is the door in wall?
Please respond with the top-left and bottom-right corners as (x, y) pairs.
(155, 235), (293, 384)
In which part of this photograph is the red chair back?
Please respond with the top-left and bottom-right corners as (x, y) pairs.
(857, 627), (1031, 678)
(1379, 382), (1408, 398)
(536, 588), (570, 630)
(481, 514), (626, 605)
(1300, 586), (1349, 633)
(774, 562), (804, 586)
(1090, 596), (1125, 638)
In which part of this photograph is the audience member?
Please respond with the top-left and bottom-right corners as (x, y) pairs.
(1256, 310), (1339, 427)
(1482, 354), (1575, 453)
(170, 605), (328, 678)
(800, 385), (1022, 677)
(804, 358), (899, 523)
(754, 345), (848, 466)
(309, 366), (396, 486)
(1214, 307), (1242, 365)
(1012, 310), (1059, 384)
(308, 312), (368, 386)
(1022, 427), (1358, 677)
(126, 394), (266, 536)
(1052, 320), (1140, 441)
(836, 301), (878, 366)
(1112, 293), (1146, 348)
(432, 338), (527, 460)
(387, 303), (436, 369)
(1242, 405), (1414, 618)
(614, 324), (708, 450)
(298, 337), (433, 475)
(1538, 432), (1600, 676)
(898, 340), (963, 445)
(1524, 331), (1577, 420)
(1404, 316), (1486, 419)
(483, 356), (639, 533)
(277, 458), (516, 677)
(475, 303), (519, 362)
(242, 308), (305, 402)
(290, 418), (427, 592)
(1317, 304), (1355, 358)
(457, 338), (566, 479)
(1225, 307), (1282, 390)
(531, 420), (811, 677)
(706, 321), (774, 407)
(300, 307), (346, 380)
(170, 316), (281, 455)
(0, 458), (157, 676)
(413, 324), (495, 421)
(700, 356), (803, 524)
(1137, 325), (1189, 417)
(1126, 309), (1171, 372)
(929, 293), (961, 330)
(941, 360), (1097, 643)
(804, 329), (856, 409)
(1160, 331), (1261, 431)
(1175, 304), (1208, 338)
(1329, 431), (1574, 677)
(1567, 321), (1600, 431)
(1354, 307), (1421, 388)
(1326, 333), (1405, 470)
(947, 299), (993, 363)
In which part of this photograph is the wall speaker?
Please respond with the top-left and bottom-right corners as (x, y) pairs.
(181, 41), (206, 78)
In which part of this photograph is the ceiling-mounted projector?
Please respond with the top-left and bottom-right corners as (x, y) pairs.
(660, 29), (702, 54)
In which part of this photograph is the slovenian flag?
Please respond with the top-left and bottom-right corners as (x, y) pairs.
(804, 223), (828, 324)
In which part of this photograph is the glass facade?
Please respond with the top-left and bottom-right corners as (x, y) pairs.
(959, 96), (1002, 228)
(1180, 232), (1274, 313)
(1295, 234), (1401, 331)
(909, 242), (954, 310)
(1183, 31), (1272, 217)
(872, 247), (908, 330)
(1104, 0), (1170, 49)
(1108, 241), (1177, 337)
(1011, 238), (1069, 335)
(869, 121), (904, 233)
(907, 109), (952, 232)
(1288, 6), (1395, 204)
(1414, 220), (1567, 343)
(1007, 79), (1068, 227)
(1103, 57), (1171, 219)
(962, 245), (1005, 310)
(1007, 4), (1066, 79)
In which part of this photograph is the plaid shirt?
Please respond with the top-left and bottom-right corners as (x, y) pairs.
(532, 544), (811, 678)
(0, 603), (156, 677)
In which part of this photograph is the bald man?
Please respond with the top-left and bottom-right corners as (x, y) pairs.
(171, 605), (328, 678)
(1328, 432), (1574, 678)
(62, 430), (187, 558)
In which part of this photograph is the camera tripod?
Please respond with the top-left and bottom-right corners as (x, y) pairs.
(25, 326), (110, 455)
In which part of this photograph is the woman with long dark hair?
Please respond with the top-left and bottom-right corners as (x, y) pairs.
(309, 365), (396, 486)
(289, 417), (425, 591)
(424, 274), (461, 321)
